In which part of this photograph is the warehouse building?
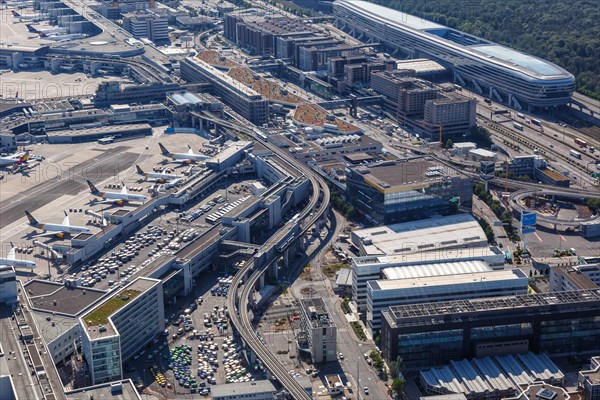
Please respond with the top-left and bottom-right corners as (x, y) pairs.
(381, 289), (600, 369)
(420, 353), (564, 400)
(366, 269), (528, 335)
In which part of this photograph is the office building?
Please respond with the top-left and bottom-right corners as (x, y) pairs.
(0, 353), (17, 400)
(25, 279), (107, 366)
(352, 213), (487, 256)
(64, 380), (142, 400)
(224, 11), (317, 56)
(345, 61), (390, 87)
(123, 11), (169, 42)
(333, 0), (575, 109)
(80, 277), (164, 384)
(550, 264), (600, 291)
(327, 55), (367, 78)
(211, 380), (278, 400)
(422, 94), (477, 135)
(509, 383), (574, 400)
(346, 158), (472, 225)
(381, 290), (600, 369)
(579, 356), (600, 400)
(298, 298), (337, 363)
(366, 269), (528, 335)
(180, 56), (269, 125)
(0, 266), (17, 304)
(506, 155), (547, 178)
(352, 259), (500, 319)
(371, 72), (476, 137)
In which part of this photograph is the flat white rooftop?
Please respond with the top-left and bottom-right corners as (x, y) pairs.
(353, 214), (487, 257)
(370, 269), (527, 291)
(353, 246), (505, 269)
(382, 260), (492, 280)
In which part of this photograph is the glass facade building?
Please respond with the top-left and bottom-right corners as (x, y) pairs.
(381, 290), (600, 370)
(333, 0), (576, 110)
(345, 158), (472, 225)
(80, 277), (165, 385)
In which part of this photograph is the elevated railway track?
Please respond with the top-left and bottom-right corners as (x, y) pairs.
(224, 112), (329, 399)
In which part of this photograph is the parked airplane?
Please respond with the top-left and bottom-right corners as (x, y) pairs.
(0, 150), (30, 166)
(0, 243), (36, 269)
(38, 31), (87, 41)
(86, 180), (147, 204)
(11, 10), (47, 21)
(159, 143), (210, 164)
(26, 23), (67, 35)
(25, 210), (91, 238)
(135, 165), (178, 182)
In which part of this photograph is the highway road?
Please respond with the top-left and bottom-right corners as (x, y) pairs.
(223, 109), (331, 399)
(572, 92), (600, 116)
(300, 209), (389, 400)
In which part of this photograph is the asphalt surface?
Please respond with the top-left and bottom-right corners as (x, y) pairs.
(0, 307), (43, 400)
(283, 210), (390, 400)
(0, 147), (138, 227)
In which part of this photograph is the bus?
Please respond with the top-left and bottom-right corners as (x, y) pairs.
(513, 122), (524, 131)
(574, 138), (587, 147)
(570, 149), (582, 159)
(205, 215), (218, 224)
(98, 137), (114, 145)
(531, 119), (542, 126)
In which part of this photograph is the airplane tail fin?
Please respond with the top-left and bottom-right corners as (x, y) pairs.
(11, 11), (20, 17)
(26, 24), (37, 33)
(135, 165), (144, 175)
(38, 32), (47, 38)
(158, 142), (170, 156)
(25, 210), (38, 226)
(187, 144), (192, 150)
(16, 150), (30, 165)
(86, 180), (100, 195)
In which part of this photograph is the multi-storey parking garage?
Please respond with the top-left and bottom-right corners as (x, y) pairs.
(333, 0), (576, 110)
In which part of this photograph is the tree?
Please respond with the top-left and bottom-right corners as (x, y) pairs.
(586, 198), (600, 213)
(368, 0), (600, 100)
(392, 378), (406, 395)
(445, 138), (454, 149)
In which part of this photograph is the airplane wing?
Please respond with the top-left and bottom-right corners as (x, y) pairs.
(7, 246), (15, 260)
(187, 145), (195, 156)
(62, 214), (70, 226)
(34, 230), (64, 238)
(93, 199), (119, 205)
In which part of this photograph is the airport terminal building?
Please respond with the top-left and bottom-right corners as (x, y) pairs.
(333, 0), (576, 110)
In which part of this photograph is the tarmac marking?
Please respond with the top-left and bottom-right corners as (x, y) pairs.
(533, 232), (543, 242)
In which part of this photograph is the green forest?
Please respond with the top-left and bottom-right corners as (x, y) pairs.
(367, 0), (600, 100)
